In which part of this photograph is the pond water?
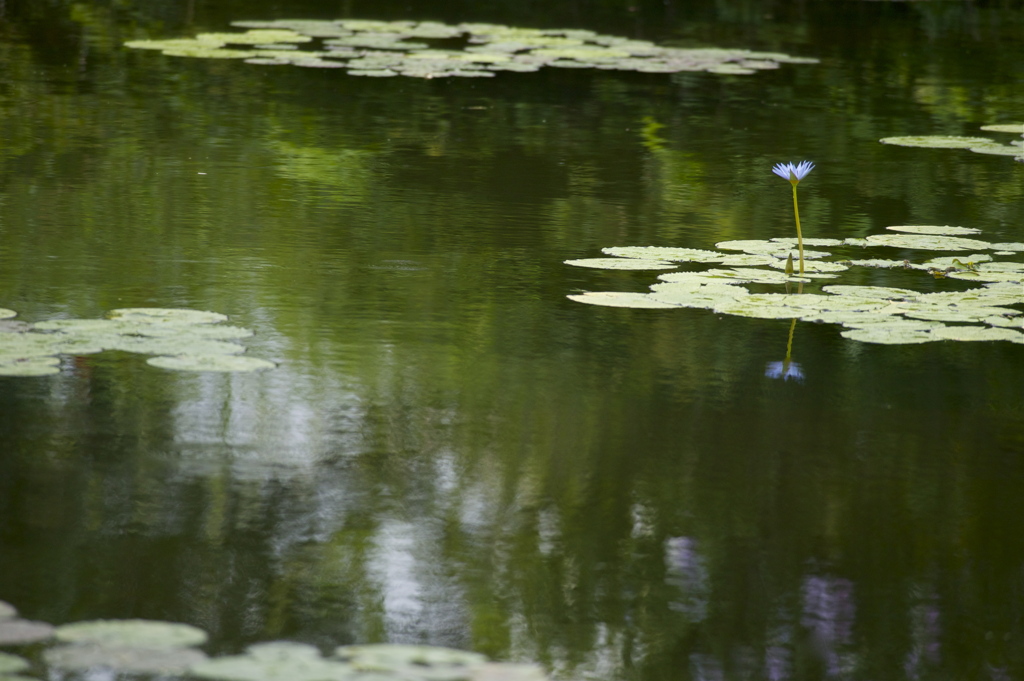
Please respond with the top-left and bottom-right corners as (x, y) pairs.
(2, 0), (1024, 678)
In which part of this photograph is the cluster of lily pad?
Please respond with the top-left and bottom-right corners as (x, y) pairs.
(124, 19), (818, 79)
(0, 307), (275, 375)
(566, 225), (1024, 345)
(0, 599), (544, 681)
(880, 124), (1024, 160)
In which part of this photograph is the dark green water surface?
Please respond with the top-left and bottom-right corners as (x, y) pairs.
(3, 0), (1024, 678)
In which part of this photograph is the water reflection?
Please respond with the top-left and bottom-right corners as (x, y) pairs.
(2, 1), (1024, 680)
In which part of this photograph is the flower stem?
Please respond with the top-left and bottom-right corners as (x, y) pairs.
(790, 183), (805, 275)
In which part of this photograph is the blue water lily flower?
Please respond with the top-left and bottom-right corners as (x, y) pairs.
(765, 360), (804, 382)
(772, 160), (815, 183)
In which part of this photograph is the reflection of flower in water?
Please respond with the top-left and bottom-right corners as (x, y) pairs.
(766, 318), (804, 382)
(802, 574), (857, 677)
(765, 360), (804, 382)
(665, 537), (710, 623)
(904, 587), (941, 679)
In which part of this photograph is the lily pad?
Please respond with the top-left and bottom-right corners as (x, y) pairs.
(879, 136), (992, 149)
(108, 308), (229, 325)
(820, 285), (918, 300)
(930, 326), (1024, 342)
(970, 144), (1022, 156)
(564, 258), (677, 270)
(0, 310), (14, 320)
(840, 326), (940, 344)
(0, 619), (55, 645)
(864, 234), (992, 251)
(44, 644), (208, 674)
(334, 644), (488, 674)
(0, 357), (61, 377)
(980, 124), (1024, 133)
(0, 604), (15, 620)
(0, 654), (27, 674)
(191, 641), (353, 681)
(714, 240), (831, 259)
(565, 292), (678, 309)
(55, 619), (208, 648)
(146, 355), (277, 372)
(601, 246), (724, 263)
(886, 225), (981, 236)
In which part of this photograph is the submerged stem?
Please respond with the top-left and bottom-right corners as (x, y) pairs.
(791, 183), (805, 275)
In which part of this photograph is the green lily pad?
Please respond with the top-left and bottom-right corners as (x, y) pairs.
(980, 124), (1024, 133)
(0, 310), (14, 320)
(864, 234), (992, 251)
(108, 308), (229, 325)
(970, 144), (1022, 156)
(766, 259), (849, 273)
(930, 326), (1024, 342)
(886, 225), (981, 236)
(0, 604), (15, 621)
(146, 355), (277, 372)
(197, 30), (312, 45)
(647, 282), (749, 308)
(769, 237), (846, 246)
(44, 644), (208, 674)
(601, 246), (724, 263)
(564, 258), (677, 270)
(923, 254), (993, 267)
(714, 240), (831, 259)
(0, 654), (27, 674)
(0, 619), (55, 645)
(988, 242), (1024, 251)
(840, 326), (940, 344)
(191, 641), (353, 681)
(715, 253), (775, 266)
(847, 258), (916, 269)
(821, 285), (919, 300)
(901, 305), (1020, 323)
(879, 135), (993, 149)
(946, 270), (1024, 283)
(566, 292), (678, 308)
(0, 356), (61, 376)
(334, 644), (488, 674)
(55, 619), (208, 648)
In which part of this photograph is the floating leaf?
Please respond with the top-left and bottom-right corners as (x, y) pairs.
(55, 619), (208, 648)
(0, 310), (14, 320)
(334, 644), (488, 672)
(0, 654), (27, 674)
(886, 225), (981, 236)
(108, 308), (229, 325)
(191, 641), (354, 681)
(769, 237), (846, 246)
(766, 259), (848, 273)
(930, 326), (1024, 342)
(821, 285), (918, 300)
(864, 234), (992, 251)
(0, 604), (15, 621)
(0, 357), (60, 377)
(980, 123), (1024, 133)
(146, 355), (277, 372)
(879, 135), (993, 149)
(988, 242), (1024, 251)
(565, 292), (678, 308)
(714, 240), (830, 259)
(840, 327), (940, 344)
(970, 144), (1022, 156)
(847, 258), (915, 269)
(44, 644), (208, 674)
(601, 246), (724, 263)
(0, 619), (55, 645)
(564, 258), (677, 270)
